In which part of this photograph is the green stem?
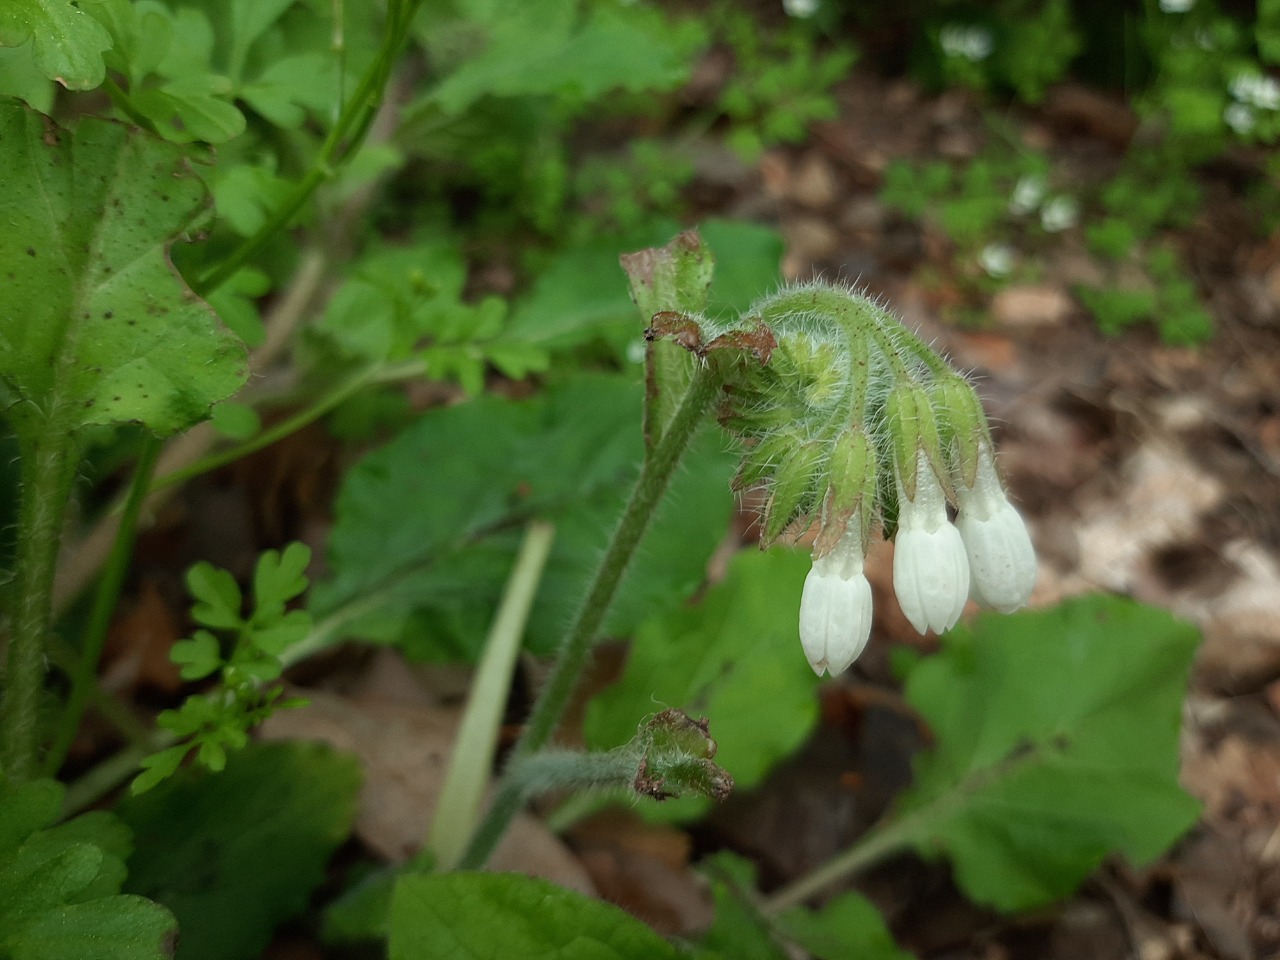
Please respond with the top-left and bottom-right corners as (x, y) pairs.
(43, 437), (163, 776)
(151, 368), (379, 492)
(2, 428), (80, 783)
(760, 814), (920, 915)
(455, 364), (723, 870)
(429, 521), (556, 871)
(193, 0), (422, 297)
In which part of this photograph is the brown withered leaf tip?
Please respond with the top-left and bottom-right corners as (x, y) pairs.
(646, 314), (776, 365)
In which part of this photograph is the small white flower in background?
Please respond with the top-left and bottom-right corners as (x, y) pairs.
(940, 24), (994, 63)
(1224, 102), (1256, 135)
(799, 532), (873, 676)
(1008, 175), (1045, 216)
(1230, 74), (1280, 111)
(783, 0), (821, 18)
(1158, 0), (1195, 12)
(979, 242), (1014, 279)
(893, 458), (971, 635)
(956, 449), (1037, 612)
(1040, 195), (1079, 233)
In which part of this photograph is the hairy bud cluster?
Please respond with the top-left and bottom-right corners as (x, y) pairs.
(660, 282), (1037, 677)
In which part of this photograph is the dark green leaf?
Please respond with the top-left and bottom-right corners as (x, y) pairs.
(118, 741), (360, 960)
(389, 872), (685, 960)
(0, 102), (247, 441)
(0, 779), (176, 960)
(894, 595), (1202, 911)
(312, 373), (735, 659)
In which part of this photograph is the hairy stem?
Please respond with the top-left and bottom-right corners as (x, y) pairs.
(456, 364), (722, 869)
(2, 427), (80, 783)
(43, 437), (163, 776)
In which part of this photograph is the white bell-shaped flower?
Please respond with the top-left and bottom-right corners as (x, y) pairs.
(799, 532), (873, 677)
(893, 458), (970, 634)
(956, 450), (1037, 613)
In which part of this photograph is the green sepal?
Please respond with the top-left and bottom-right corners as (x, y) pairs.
(732, 430), (796, 492)
(813, 428), (876, 558)
(931, 375), (989, 490)
(884, 384), (944, 500)
(761, 441), (824, 545)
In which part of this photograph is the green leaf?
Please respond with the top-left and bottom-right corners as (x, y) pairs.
(118, 741), (360, 960)
(0, 43), (55, 111)
(209, 401), (261, 441)
(5, 898), (178, 960)
(0, 0), (112, 90)
(131, 746), (190, 796)
(0, 102), (247, 440)
(0, 779), (176, 960)
(389, 872), (686, 960)
(893, 595), (1202, 911)
(249, 609), (311, 656)
(312, 373), (735, 659)
(239, 52), (334, 128)
(585, 550), (819, 823)
(133, 75), (247, 143)
(699, 854), (789, 960)
(84, 0), (172, 88)
(226, 0), (294, 81)
(698, 851), (914, 960)
(185, 562), (242, 630)
(252, 542), (311, 616)
(427, 0), (696, 116)
(1261, 0), (1280, 63)
(778, 892), (915, 960)
(170, 629), (222, 681)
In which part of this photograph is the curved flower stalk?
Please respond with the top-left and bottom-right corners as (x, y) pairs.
(647, 280), (1037, 675)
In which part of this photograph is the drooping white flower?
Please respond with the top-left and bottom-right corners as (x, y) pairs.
(893, 458), (970, 634)
(955, 449), (1037, 612)
(799, 532), (873, 677)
